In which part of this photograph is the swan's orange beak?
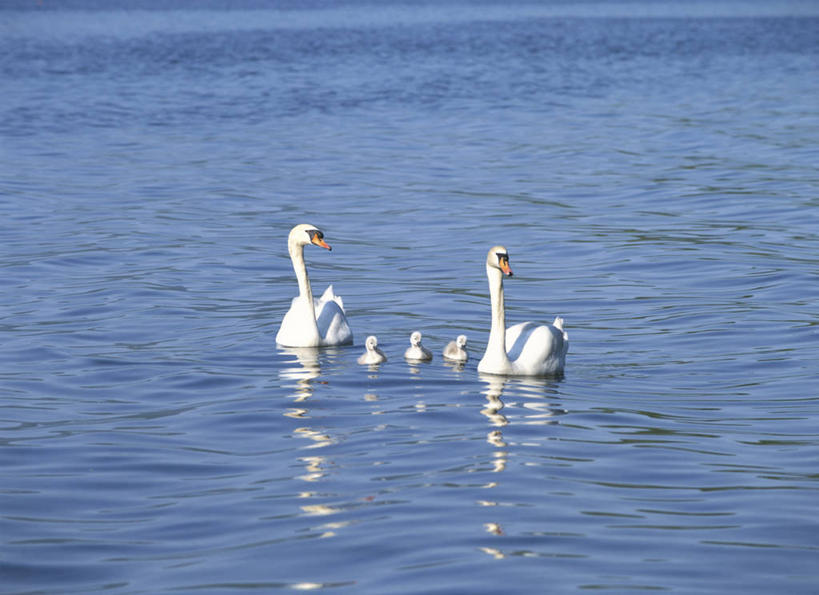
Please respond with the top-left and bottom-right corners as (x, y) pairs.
(312, 237), (332, 251)
(500, 259), (513, 276)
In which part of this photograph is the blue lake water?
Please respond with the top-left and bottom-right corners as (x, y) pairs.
(1, 1), (819, 592)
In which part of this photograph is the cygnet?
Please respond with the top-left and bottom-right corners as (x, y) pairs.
(442, 334), (468, 362)
(358, 335), (387, 365)
(404, 331), (433, 362)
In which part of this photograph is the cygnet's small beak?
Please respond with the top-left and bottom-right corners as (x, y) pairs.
(312, 237), (332, 251)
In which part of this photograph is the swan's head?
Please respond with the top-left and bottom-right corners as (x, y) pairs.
(290, 223), (331, 251)
(456, 334), (467, 348)
(365, 335), (379, 350)
(486, 245), (513, 276)
(410, 331), (422, 346)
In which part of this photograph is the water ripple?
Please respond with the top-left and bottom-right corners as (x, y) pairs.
(2, 6), (819, 594)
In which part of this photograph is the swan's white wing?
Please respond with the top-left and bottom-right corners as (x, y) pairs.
(317, 284), (344, 311)
(504, 321), (536, 361)
(315, 286), (353, 346)
(506, 321), (567, 375)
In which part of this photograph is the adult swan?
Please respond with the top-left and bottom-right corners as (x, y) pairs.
(275, 224), (353, 348)
(477, 246), (568, 376)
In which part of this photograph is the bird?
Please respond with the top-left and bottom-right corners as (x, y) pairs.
(275, 224), (353, 348)
(404, 331), (433, 362)
(442, 334), (468, 362)
(477, 246), (568, 376)
(358, 335), (387, 365)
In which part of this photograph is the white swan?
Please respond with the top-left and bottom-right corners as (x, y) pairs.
(275, 223), (353, 348)
(477, 246), (568, 376)
(358, 335), (386, 365)
(443, 334), (468, 362)
(404, 331), (433, 361)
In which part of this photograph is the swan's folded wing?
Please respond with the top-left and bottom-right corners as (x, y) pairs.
(317, 284), (345, 311)
(556, 317), (569, 354)
(505, 321), (536, 362)
(315, 293), (353, 345)
(507, 322), (566, 375)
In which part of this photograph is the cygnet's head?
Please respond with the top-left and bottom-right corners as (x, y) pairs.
(486, 245), (513, 276)
(456, 334), (467, 348)
(289, 223), (331, 250)
(410, 331), (422, 346)
(365, 335), (379, 350)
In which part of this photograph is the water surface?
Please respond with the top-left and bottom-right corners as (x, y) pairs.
(1, 2), (818, 593)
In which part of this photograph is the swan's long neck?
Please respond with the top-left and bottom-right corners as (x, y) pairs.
(486, 265), (509, 364)
(290, 240), (316, 318)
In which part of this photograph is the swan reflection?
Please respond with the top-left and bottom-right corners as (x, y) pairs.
(294, 428), (333, 449)
(480, 374), (509, 428)
(478, 372), (565, 454)
(278, 347), (335, 498)
(479, 373), (565, 429)
(279, 346), (322, 403)
(297, 454), (328, 482)
(479, 374), (511, 481)
(479, 546), (506, 559)
(406, 361), (423, 375)
(278, 347), (361, 539)
(477, 373), (565, 559)
(443, 359), (467, 374)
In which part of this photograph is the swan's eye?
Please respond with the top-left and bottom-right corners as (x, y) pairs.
(496, 253), (508, 266)
(307, 229), (326, 246)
